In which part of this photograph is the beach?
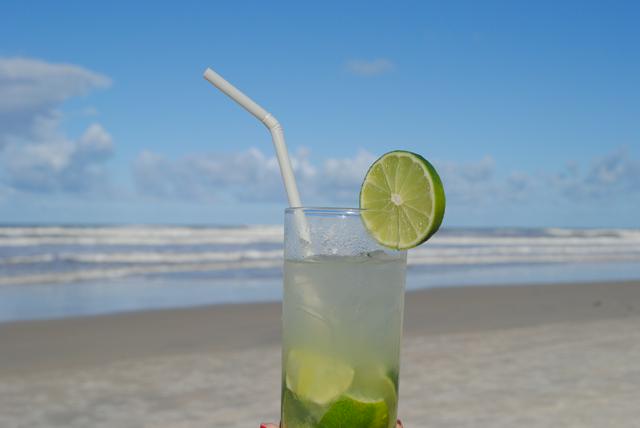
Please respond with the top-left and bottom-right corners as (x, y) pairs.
(1, 280), (639, 427)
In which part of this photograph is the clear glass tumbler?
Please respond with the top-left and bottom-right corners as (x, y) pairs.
(281, 208), (407, 428)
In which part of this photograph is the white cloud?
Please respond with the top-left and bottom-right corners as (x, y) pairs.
(438, 149), (640, 206)
(133, 147), (375, 205)
(0, 57), (110, 115)
(2, 123), (113, 193)
(318, 150), (376, 202)
(551, 148), (640, 199)
(345, 58), (395, 76)
(0, 57), (113, 194)
(134, 146), (640, 208)
(78, 123), (113, 158)
(132, 149), (534, 207)
(439, 148), (640, 206)
(438, 156), (498, 203)
(133, 147), (291, 202)
(505, 171), (534, 201)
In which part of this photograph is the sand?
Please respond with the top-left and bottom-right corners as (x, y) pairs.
(1, 281), (639, 427)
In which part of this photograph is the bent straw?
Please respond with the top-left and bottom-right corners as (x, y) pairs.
(203, 67), (310, 244)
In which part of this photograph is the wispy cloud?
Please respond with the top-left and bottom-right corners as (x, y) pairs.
(438, 156), (498, 204)
(550, 148), (640, 200)
(438, 148), (640, 206)
(0, 57), (113, 194)
(345, 58), (395, 76)
(3, 123), (113, 193)
(133, 148), (375, 205)
(0, 57), (110, 113)
(133, 147), (289, 202)
(132, 147), (640, 208)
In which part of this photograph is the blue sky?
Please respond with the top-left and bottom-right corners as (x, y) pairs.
(0, 0), (638, 227)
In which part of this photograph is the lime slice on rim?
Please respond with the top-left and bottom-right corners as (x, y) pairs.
(285, 349), (355, 405)
(360, 150), (445, 250)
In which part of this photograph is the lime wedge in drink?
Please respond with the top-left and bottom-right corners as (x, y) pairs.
(360, 150), (445, 249)
(285, 349), (355, 405)
(318, 395), (389, 428)
(348, 365), (398, 424)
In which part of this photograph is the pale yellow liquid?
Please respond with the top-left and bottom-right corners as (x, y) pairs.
(282, 253), (406, 427)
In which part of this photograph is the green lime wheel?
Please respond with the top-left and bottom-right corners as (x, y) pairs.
(360, 150), (445, 250)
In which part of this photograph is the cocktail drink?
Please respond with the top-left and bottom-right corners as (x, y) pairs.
(203, 67), (445, 427)
(282, 208), (407, 428)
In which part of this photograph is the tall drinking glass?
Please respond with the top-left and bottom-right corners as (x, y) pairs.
(282, 208), (407, 428)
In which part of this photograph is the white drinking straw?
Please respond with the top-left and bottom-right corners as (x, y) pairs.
(203, 67), (310, 244)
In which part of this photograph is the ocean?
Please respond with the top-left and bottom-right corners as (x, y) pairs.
(1, 225), (639, 322)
